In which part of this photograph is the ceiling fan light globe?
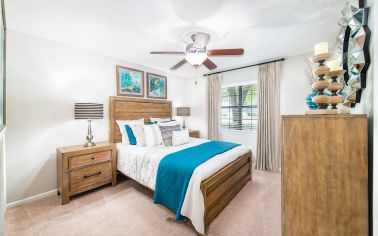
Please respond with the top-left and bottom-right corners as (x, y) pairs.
(185, 52), (207, 66)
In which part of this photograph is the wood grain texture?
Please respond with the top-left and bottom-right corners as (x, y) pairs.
(281, 115), (368, 236)
(70, 162), (112, 190)
(109, 96), (172, 143)
(201, 151), (252, 231)
(69, 150), (111, 169)
(57, 142), (116, 205)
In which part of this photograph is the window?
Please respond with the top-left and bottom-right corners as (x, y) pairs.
(221, 83), (258, 131)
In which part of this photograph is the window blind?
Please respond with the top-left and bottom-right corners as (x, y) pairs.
(221, 84), (258, 131)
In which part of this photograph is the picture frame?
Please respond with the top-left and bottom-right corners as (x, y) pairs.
(146, 73), (167, 99)
(116, 65), (144, 97)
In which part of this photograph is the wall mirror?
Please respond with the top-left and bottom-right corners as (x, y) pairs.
(337, 0), (370, 107)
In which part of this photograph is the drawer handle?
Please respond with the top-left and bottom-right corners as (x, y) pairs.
(83, 171), (101, 179)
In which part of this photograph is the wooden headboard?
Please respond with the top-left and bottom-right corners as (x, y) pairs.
(109, 96), (172, 143)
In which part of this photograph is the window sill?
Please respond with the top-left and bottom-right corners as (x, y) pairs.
(221, 129), (256, 134)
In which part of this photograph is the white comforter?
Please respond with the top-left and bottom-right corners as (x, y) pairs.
(116, 138), (250, 234)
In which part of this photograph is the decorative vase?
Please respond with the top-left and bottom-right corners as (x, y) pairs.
(306, 91), (318, 110)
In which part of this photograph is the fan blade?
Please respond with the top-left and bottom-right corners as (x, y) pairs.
(150, 51), (185, 55)
(193, 32), (210, 48)
(207, 48), (244, 56)
(203, 58), (217, 70)
(170, 59), (187, 70)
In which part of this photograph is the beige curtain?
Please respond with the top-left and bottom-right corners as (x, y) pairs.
(207, 74), (221, 140)
(256, 61), (282, 171)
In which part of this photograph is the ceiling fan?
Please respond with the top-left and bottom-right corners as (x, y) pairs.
(150, 32), (244, 70)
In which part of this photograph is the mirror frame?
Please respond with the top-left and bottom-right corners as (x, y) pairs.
(341, 1), (371, 107)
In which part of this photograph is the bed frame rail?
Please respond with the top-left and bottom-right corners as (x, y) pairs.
(201, 151), (252, 231)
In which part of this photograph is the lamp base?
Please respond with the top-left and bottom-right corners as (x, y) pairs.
(83, 120), (96, 147)
(84, 141), (96, 147)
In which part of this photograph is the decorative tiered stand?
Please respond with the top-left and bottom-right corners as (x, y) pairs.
(328, 70), (345, 109)
(305, 53), (335, 115)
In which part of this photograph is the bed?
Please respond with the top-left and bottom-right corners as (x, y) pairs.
(109, 96), (252, 234)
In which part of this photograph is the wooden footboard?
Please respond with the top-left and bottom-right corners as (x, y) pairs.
(200, 151), (252, 232)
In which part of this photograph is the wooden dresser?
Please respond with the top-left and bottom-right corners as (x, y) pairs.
(57, 142), (117, 204)
(281, 115), (368, 236)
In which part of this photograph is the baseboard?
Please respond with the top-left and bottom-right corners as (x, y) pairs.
(6, 189), (57, 209)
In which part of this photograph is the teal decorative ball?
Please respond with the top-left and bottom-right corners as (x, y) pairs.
(306, 91), (318, 110)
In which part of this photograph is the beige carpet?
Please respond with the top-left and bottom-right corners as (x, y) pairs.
(5, 170), (281, 236)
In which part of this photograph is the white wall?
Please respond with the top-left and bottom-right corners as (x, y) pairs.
(280, 53), (313, 115)
(185, 77), (208, 139)
(6, 30), (187, 203)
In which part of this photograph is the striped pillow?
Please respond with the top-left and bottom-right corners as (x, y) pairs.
(143, 124), (162, 146)
(159, 124), (182, 146)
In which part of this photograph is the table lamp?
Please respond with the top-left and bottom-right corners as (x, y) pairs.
(75, 103), (103, 147)
(177, 107), (190, 129)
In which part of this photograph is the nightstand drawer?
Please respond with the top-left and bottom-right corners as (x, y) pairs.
(69, 151), (111, 169)
(70, 162), (112, 190)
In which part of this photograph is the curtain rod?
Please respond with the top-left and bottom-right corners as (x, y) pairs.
(203, 58), (285, 76)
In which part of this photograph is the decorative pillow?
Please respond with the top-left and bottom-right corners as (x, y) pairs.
(116, 119), (144, 144)
(172, 116), (184, 128)
(158, 120), (181, 127)
(129, 124), (146, 146)
(172, 130), (190, 146)
(125, 125), (137, 145)
(159, 124), (182, 146)
(143, 124), (162, 146)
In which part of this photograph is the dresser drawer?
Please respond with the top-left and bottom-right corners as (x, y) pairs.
(70, 162), (112, 190)
(69, 151), (111, 169)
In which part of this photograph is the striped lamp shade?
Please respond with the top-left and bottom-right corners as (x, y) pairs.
(74, 103), (103, 120)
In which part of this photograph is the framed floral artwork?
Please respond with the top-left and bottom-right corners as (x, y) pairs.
(146, 73), (167, 99)
(116, 65), (144, 97)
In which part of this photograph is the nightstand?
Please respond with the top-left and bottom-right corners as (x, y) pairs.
(57, 142), (117, 205)
(188, 130), (200, 138)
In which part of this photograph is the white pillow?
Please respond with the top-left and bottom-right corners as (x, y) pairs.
(129, 124), (146, 146)
(143, 124), (162, 147)
(172, 116), (184, 128)
(150, 117), (172, 123)
(116, 119), (144, 144)
(172, 129), (190, 146)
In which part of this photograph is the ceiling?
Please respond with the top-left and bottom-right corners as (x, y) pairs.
(5, 0), (344, 78)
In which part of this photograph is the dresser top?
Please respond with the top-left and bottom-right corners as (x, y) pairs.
(282, 114), (367, 118)
(57, 141), (115, 154)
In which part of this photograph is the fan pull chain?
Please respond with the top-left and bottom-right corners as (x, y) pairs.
(195, 65), (199, 86)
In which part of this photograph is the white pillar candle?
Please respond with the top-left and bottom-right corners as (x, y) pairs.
(314, 42), (328, 55)
(327, 59), (341, 71)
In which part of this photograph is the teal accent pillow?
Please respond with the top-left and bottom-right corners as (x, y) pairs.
(125, 125), (137, 145)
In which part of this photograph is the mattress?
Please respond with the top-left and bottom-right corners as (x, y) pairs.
(116, 138), (251, 234)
